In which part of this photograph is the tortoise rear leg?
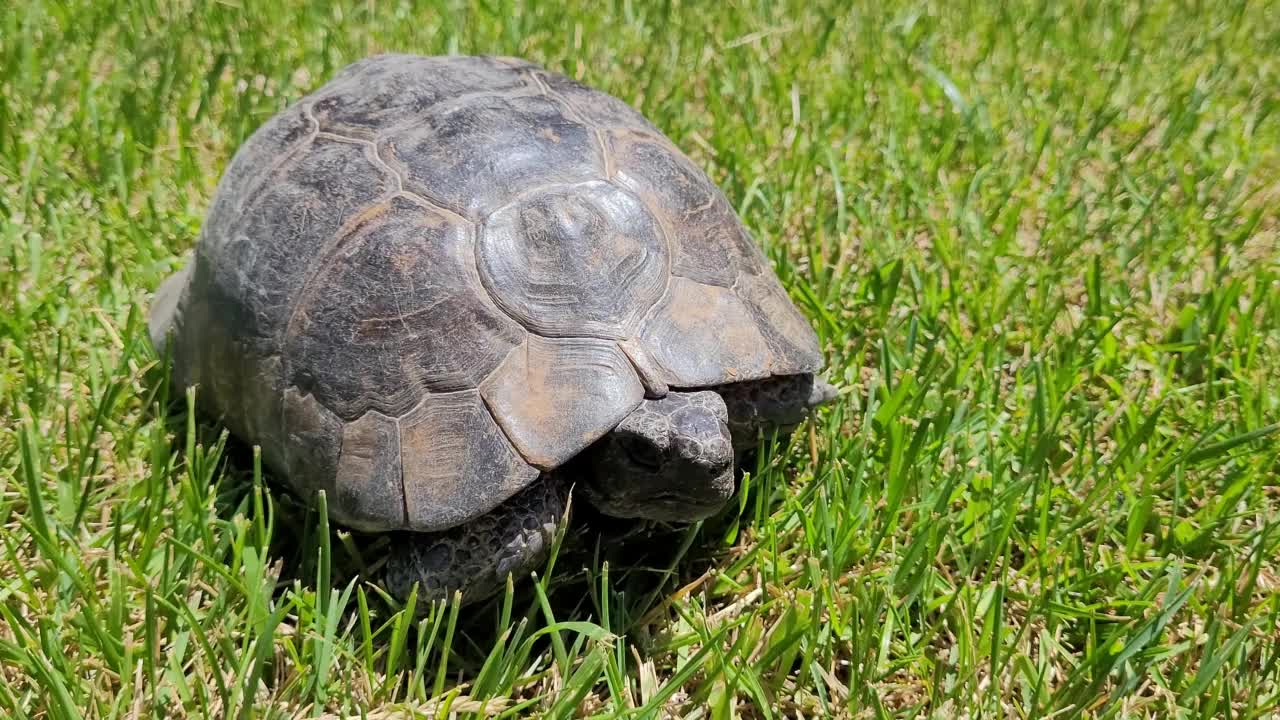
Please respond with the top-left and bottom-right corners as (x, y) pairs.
(382, 474), (570, 604)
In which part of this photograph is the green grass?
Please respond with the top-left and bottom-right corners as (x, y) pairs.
(3, 0), (1279, 717)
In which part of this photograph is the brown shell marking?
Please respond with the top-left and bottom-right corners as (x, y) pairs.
(640, 277), (775, 387)
(480, 335), (645, 469)
(477, 180), (669, 340)
(399, 390), (539, 531)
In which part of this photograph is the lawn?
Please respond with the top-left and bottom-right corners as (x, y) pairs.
(3, 0), (1279, 717)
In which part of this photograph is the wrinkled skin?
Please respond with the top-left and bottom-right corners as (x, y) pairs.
(383, 374), (836, 602)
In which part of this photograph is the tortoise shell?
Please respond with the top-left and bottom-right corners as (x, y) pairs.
(151, 54), (822, 533)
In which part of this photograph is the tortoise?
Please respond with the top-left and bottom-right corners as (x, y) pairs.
(149, 54), (835, 602)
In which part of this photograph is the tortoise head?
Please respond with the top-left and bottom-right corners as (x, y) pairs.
(579, 390), (735, 522)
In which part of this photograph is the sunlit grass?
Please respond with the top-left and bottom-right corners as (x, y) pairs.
(2, 0), (1278, 717)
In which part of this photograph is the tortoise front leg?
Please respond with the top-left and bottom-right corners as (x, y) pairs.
(382, 474), (570, 604)
(716, 374), (837, 456)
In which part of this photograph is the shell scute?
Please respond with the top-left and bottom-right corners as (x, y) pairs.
(309, 54), (533, 139)
(480, 335), (645, 469)
(285, 195), (524, 420)
(380, 92), (603, 218)
(400, 390), (540, 531)
(611, 133), (749, 288)
(477, 181), (668, 339)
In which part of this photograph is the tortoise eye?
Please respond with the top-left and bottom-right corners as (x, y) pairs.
(618, 436), (662, 471)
